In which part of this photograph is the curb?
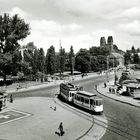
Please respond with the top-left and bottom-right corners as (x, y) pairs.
(54, 97), (95, 140)
(96, 87), (140, 109)
(55, 97), (107, 140)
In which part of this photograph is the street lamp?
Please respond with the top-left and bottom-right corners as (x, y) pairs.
(106, 56), (109, 82)
(72, 56), (75, 76)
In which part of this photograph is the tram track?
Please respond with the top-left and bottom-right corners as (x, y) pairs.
(104, 114), (140, 140)
(54, 97), (140, 140)
(53, 97), (94, 140)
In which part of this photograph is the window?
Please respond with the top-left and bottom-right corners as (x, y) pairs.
(96, 100), (102, 106)
(90, 99), (93, 105)
(81, 97), (84, 102)
(76, 96), (80, 101)
(85, 98), (89, 104)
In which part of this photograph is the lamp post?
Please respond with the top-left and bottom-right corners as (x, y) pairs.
(72, 56), (75, 76)
(106, 56), (109, 82)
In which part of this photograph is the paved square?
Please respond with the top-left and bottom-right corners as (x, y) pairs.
(0, 110), (32, 125)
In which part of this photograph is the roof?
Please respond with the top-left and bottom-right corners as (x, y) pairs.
(122, 80), (139, 84)
(60, 83), (75, 88)
(124, 83), (140, 88)
(108, 53), (124, 59)
(76, 91), (96, 97)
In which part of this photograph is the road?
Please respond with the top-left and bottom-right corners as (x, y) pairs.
(76, 75), (140, 140)
(12, 75), (140, 140)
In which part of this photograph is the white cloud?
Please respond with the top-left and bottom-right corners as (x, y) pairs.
(122, 7), (140, 18)
(118, 20), (140, 36)
(3, 0), (140, 52)
(20, 19), (84, 52)
(92, 29), (114, 38)
(9, 7), (28, 20)
(30, 20), (82, 36)
(63, 23), (82, 31)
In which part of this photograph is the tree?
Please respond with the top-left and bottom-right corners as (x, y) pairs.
(124, 51), (132, 65)
(38, 48), (45, 73)
(89, 46), (100, 56)
(59, 47), (66, 77)
(90, 56), (99, 72)
(45, 45), (56, 75)
(97, 55), (107, 71)
(131, 46), (136, 54)
(75, 49), (90, 73)
(12, 50), (22, 75)
(69, 46), (75, 75)
(89, 46), (110, 56)
(0, 13), (30, 83)
(133, 53), (139, 64)
(32, 48), (39, 79)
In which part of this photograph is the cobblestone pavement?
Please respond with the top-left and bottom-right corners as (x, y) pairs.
(0, 72), (108, 140)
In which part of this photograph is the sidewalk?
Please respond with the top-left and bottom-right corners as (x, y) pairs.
(4, 72), (105, 94)
(97, 80), (140, 108)
(0, 72), (108, 140)
(0, 97), (92, 140)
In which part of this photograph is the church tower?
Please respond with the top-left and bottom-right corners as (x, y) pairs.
(100, 37), (106, 47)
(107, 36), (113, 52)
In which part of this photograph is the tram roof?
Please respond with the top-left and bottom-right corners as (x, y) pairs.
(76, 91), (96, 97)
(60, 83), (75, 88)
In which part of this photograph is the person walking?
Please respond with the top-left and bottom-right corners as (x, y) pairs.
(10, 94), (13, 103)
(95, 84), (97, 90)
(58, 122), (64, 136)
(0, 100), (2, 111)
(104, 82), (107, 88)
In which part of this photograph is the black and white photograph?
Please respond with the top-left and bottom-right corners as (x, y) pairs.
(0, 0), (140, 140)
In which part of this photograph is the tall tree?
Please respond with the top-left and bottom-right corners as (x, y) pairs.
(75, 49), (90, 73)
(38, 48), (45, 73)
(33, 48), (39, 75)
(59, 47), (66, 77)
(124, 51), (132, 65)
(69, 46), (75, 75)
(133, 53), (139, 64)
(90, 56), (99, 72)
(131, 46), (136, 54)
(0, 13), (30, 83)
(45, 45), (56, 75)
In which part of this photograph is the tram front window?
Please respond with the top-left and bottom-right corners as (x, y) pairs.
(96, 100), (102, 106)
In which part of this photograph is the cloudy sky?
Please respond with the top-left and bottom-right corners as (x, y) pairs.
(1, 0), (140, 53)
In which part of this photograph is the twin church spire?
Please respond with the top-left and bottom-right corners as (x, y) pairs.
(100, 36), (114, 52)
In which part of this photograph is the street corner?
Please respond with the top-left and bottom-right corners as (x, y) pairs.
(0, 109), (32, 126)
(90, 113), (108, 140)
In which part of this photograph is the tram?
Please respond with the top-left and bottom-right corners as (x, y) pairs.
(74, 91), (103, 113)
(0, 91), (8, 109)
(60, 83), (81, 102)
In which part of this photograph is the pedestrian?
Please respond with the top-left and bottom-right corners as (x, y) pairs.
(109, 87), (111, 92)
(10, 94), (13, 103)
(104, 82), (107, 88)
(54, 106), (56, 111)
(58, 122), (64, 136)
(81, 73), (84, 78)
(95, 84), (97, 90)
(0, 100), (2, 111)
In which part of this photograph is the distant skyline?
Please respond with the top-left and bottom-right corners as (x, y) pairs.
(1, 0), (140, 52)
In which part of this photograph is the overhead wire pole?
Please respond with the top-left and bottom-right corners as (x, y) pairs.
(106, 56), (109, 82)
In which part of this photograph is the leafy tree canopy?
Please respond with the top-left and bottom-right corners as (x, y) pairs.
(0, 13), (30, 82)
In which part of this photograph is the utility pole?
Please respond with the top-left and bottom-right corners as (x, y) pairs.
(106, 56), (109, 82)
